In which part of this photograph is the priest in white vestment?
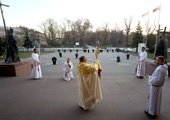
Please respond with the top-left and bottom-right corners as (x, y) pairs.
(31, 48), (42, 79)
(145, 56), (168, 118)
(77, 56), (102, 110)
(63, 57), (74, 81)
(136, 47), (147, 79)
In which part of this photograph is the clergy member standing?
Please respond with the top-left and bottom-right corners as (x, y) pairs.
(145, 56), (168, 118)
(31, 48), (42, 79)
(136, 47), (147, 79)
(63, 57), (74, 81)
(77, 56), (102, 110)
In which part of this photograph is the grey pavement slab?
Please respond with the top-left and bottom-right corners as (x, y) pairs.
(0, 51), (170, 120)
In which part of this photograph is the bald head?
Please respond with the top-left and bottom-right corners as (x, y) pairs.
(67, 58), (70, 63)
(156, 56), (165, 65)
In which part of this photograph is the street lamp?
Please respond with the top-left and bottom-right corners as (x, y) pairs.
(126, 28), (130, 47)
(33, 32), (40, 55)
(37, 33), (41, 56)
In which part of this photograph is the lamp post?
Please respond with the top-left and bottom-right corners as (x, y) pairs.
(126, 28), (130, 47)
(37, 33), (40, 56)
(33, 32), (40, 56)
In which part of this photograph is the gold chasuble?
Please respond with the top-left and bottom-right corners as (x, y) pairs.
(77, 59), (102, 110)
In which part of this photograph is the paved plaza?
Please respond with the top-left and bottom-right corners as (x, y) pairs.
(0, 51), (170, 120)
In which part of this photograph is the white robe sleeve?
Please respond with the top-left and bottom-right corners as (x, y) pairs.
(63, 62), (67, 71)
(63, 62), (74, 71)
(69, 62), (74, 71)
(139, 52), (147, 61)
(32, 53), (40, 63)
(148, 68), (165, 86)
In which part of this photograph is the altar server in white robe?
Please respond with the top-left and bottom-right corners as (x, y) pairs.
(136, 47), (147, 79)
(77, 56), (102, 110)
(31, 48), (42, 79)
(145, 56), (168, 118)
(63, 57), (74, 81)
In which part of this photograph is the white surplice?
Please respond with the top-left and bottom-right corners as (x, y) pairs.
(146, 64), (168, 116)
(136, 51), (147, 77)
(77, 59), (102, 110)
(63, 61), (74, 81)
(31, 53), (42, 79)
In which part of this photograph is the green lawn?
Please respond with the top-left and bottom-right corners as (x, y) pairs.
(1, 51), (170, 62)
(0, 51), (52, 60)
(19, 51), (52, 58)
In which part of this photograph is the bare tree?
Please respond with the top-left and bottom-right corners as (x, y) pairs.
(39, 18), (60, 46)
(59, 19), (68, 44)
(145, 21), (156, 34)
(124, 16), (133, 47)
(102, 23), (110, 48)
(110, 23), (125, 47)
(38, 21), (48, 41)
(95, 28), (104, 46)
(47, 19), (58, 41)
(60, 19), (78, 46)
(74, 19), (92, 46)
(70, 22), (77, 45)
(144, 20), (156, 47)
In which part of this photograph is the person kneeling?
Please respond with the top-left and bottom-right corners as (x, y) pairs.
(117, 56), (120, 62)
(63, 58), (74, 81)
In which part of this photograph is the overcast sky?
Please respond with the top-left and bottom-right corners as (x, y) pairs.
(0, 0), (169, 33)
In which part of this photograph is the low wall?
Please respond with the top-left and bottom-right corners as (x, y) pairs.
(0, 61), (31, 76)
(145, 61), (170, 77)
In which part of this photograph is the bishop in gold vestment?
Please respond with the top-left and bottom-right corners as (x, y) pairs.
(77, 56), (102, 110)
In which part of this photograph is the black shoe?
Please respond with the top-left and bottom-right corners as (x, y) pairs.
(137, 76), (143, 79)
(80, 106), (87, 111)
(144, 111), (149, 115)
(144, 111), (156, 118)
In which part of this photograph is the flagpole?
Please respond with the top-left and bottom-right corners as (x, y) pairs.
(157, 4), (161, 29)
(146, 13), (149, 48)
(154, 4), (161, 59)
(156, 4), (161, 44)
(142, 11), (149, 48)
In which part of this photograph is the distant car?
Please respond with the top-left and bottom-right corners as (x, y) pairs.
(125, 48), (132, 52)
(115, 48), (124, 52)
(40, 48), (45, 52)
(115, 48), (120, 52)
